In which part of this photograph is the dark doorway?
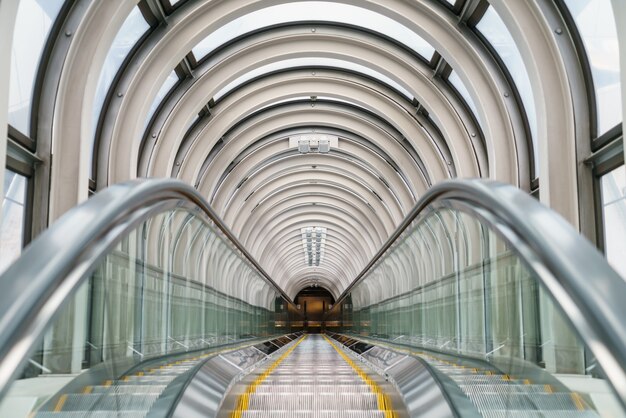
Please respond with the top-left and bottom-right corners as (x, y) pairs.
(295, 287), (335, 333)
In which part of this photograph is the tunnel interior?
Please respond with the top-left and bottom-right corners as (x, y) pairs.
(294, 286), (335, 332)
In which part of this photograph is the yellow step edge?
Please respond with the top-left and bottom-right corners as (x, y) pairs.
(323, 335), (396, 418)
(571, 392), (586, 411)
(53, 394), (68, 412)
(230, 335), (307, 417)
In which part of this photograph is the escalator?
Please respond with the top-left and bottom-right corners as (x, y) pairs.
(222, 334), (400, 417)
(0, 179), (625, 417)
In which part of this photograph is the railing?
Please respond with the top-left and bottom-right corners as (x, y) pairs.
(0, 179), (299, 404)
(327, 179), (626, 413)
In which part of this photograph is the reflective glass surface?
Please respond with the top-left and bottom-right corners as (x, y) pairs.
(327, 201), (626, 416)
(192, 2), (435, 62)
(477, 6), (538, 176)
(0, 205), (293, 417)
(91, 6), (150, 177)
(448, 70), (483, 129)
(0, 170), (27, 276)
(601, 165), (626, 279)
(8, 0), (64, 135)
(564, 0), (621, 135)
(144, 70), (179, 132)
(214, 57), (413, 102)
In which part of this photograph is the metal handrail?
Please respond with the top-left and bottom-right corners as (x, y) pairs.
(330, 179), (626, 407)
(0, 178), (294, 401)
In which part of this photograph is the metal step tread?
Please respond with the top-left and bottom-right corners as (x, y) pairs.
(36, 412), (147, 418)
(254, 384), (372, 393)
(240, 412), (388, 418)
(481, 412), (600, 418)
(467, 392), (592, 411)
(54, 393), (159, 412)
(90, 385), (167, 394)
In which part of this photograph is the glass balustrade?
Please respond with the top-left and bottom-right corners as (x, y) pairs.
(326, 202), (626, 417)
(0, 204), (297, 417)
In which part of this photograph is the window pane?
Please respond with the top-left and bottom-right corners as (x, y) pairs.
(192, 2), (435, 62)
(601, 165), (626, 279)
(144, 70), (179, 131)
(8, 0), (64, 135)
(448, 70), (483, 130)
(1, 170), (28, 275)
(564, 0), (621, 135)
(477, 6), (538, 176)
(91, 7), (150, 177)
(213, 57), (413, 102)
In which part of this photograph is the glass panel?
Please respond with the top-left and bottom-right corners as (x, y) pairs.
(327, 200), (626, 417)
(0, 170), (27, 276)
(564, 0), (621, 135)
(143, 70), (179, 131)
(192, 2), (435, 62)
(477, 6), (538, 176)
(213, 57), (413, 102)
(448, 70), (483, 129)
(8, 0), (65, 135)
(0, 205), (290, 416)
(601, 165), (626, 279)
(91, 7), (150, 177)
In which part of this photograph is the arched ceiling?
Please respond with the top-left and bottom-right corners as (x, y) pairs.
(26, 0), (609, 299)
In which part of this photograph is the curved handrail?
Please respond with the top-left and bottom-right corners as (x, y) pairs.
(332, 179), (626, 407)
(0, 178), (294, 401)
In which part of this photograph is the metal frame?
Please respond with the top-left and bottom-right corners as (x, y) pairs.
(589, 129), (624, 255)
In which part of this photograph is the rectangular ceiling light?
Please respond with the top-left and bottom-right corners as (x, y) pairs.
(301, 226), (327, 266)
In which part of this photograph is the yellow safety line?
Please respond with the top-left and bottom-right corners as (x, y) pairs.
(571, 392), (586, 411)
(53, 394), (67, 412)
(82, 386), (93, 394)
(323, 335), (396, 418)
(231, 335), (307, 418)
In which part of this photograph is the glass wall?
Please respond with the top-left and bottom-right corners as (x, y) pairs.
(91, 6), (151, 177)
(191, 2), (435, 63)
(476, 5), (538, 176)
(326, 198), (624, 416)
(563, 0), (621, 135)
(601, 165), (626, 278)
(1, 202), (296, 416)
(8, 0), (65, 135)
(0, 169), (27, 275)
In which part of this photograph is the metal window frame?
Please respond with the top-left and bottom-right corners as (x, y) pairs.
(4, 138), (38, 248)
(589, 127), (624, 254)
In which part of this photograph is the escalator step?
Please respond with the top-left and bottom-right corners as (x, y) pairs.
(245, 392), (379, 410)
(254, 384), (372, 393)
(239, 412), (387, 418)
(261, 378), (365, 385)
(91, 385), (167, 394)
(116, 376), (176, 384)
(481, 412), (600, 418)
(56, 393), (159, 412)
(450, 375), (527, 384)
(459, 384), (555, 394)
(36, 413), (147, 418)
(467, 393), (591, 411)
